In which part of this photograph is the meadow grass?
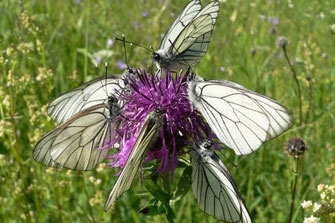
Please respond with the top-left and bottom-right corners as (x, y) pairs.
(1, 0), (334, 222)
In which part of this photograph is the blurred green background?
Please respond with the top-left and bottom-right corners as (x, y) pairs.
(1, 0), (334, 222)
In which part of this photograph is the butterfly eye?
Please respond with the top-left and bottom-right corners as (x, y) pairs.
(152, 52), (160, 60)
(187, 72), (196, 82)
(108, 97), (118, 104)
(202, 140), (213, 149)
(127, 67), (135, 74)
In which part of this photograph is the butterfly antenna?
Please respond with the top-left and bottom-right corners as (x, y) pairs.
(115, 34), (134, 75)
(114, 36), (153, 53)
(150, 45), (155, 52)
(121, 34), (128, 66)
(103, 62), (109, 97)
(128, 43), (134, 65)
(216, 148), (238, 169)
(94, 62), (110, 101)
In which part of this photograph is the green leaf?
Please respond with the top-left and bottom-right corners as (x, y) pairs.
(165, 205), (176, 223)
(138, 205), (165, 216)
(175, 158), (190, 168)
(144, 179), (170, 204)
(173, 166), (192, 201)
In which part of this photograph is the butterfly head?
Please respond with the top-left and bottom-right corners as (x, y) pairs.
(107, 96), (118, 105)
(193, 140), (215, 158)
(152, 50), (167, 70)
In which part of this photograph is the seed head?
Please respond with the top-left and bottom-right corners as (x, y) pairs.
(285, 137), (307, 158)
(277, 36), (288, 48)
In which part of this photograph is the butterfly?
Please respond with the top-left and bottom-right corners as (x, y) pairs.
(188, 73), (292, 155)
(104, 108), (164, 211)
(48, 73), (127, 124)
(191, 140), (252, 223)
(33, 95), (121, 170)
(152, 0), (220, 71)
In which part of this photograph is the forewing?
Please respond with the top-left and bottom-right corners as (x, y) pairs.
(34, 104), (117, 170)
(171, 15), (213, 68)
(47, 75), (125, 124)
(191, 152), (252, 223)
(169, 1), (220, 68)
(159, 0), (202, 49)
(171, 0), (220, 53)
(104, 110), (164, 211)
(190, 79), (292, 155)
(192, 0), (220, 27)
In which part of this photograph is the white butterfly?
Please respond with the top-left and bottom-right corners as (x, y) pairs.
(33, 95), (121, 170)
(191, 140), (252, 222)
(188, 73), (292, 155)
(104, 108), (164, 211)
(48, 74), (126, 124)
(152, 0), (220, 71)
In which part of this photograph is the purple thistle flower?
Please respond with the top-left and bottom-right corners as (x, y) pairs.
(117, 60), (127, 70)
(259, 14), (266, 21)
(107, 69), (215, 176)
(142, 9), (149, 17)
(268, 16), (279, 26)
(106, 38), (114, 47)
(95, 56), (102, 65)
(220, 66), (225, 72)
(132, 21), (140, 30)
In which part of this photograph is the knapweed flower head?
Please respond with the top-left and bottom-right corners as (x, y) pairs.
(277, 36), (288, 48)
(108, 68), (215, 176)
(285, 137), (307, 158)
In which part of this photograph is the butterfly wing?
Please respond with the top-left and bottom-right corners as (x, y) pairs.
(168, 14), (214, 69)
(47, 75), (125, 124)
(104, 109), (164, 211)
(154, 0), (220, 71)
(171, 0), (220, 54)
(159, 0), (202, 50)
(34, 102), (119, 170)
(191, 141), (252, 223)
(188, 75), (292, 155)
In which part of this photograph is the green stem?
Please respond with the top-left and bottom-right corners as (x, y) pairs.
(81, 175), (95, 222)
(282, 45), (302, 125)
(305, 77), (313, 123)
(288, 158), (299, 223)
(83, 1), (90, 81)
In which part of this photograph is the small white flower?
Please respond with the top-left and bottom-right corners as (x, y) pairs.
(317, 184), (325, 192)
(89, 176), (96, 184)
(303, 215), (320, 223)
(313, 203), (321, 212)
(301, 200), (313, 209)
(330, 24), (335, 32)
